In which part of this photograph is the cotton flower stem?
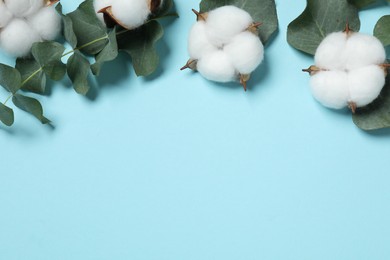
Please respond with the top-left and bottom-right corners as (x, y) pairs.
(3, 94), (12, 106)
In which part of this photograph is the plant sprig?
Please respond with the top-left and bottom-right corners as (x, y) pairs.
(0, 0), (176, 127)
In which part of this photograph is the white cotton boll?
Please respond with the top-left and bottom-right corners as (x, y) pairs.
(348, 65), (385, 107)
(111, 0), (150, 29)
(224, 31), (264, 75)
(314, 32), (348, 70)
(5, 0), (44, 17)
(93, 0), (114, 24)
(27, 6), (61, 40)
(0, 1), (13, 28)
(310, 70), (350, 109)
(0, 18), (41, 57)
(188, 21), (218, 60)
(345, 33), (386, 70)
(206, 5), (253, 47)
(197, 50), (237, 83)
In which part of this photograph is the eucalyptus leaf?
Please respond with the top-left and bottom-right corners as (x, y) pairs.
(16, 58), (46, 94)
(0, 64), (22, 94)
(67, 0), (108, 55)
(200, 0), (278, 44)
(374, 15), (390, 47)
(0, 103), (14, 126)
(12, 94), (50, 124)
(287, 0), (360, 55)
(67, 51), (90, 95)
(56, 3), (77, 48)
(91, 29), (118, 76)
(31, 41), (66, 80)
(117, 21), (163, 76)
(348, 0), (376, 9)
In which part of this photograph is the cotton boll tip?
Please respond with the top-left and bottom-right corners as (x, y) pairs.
(302, 65), (322, 75)
(247, 22), (262, 35)
(46, 0), (59, 6)
(191, 9), (208, 21)
(97, 6), (117, 28)
(240, 74), (250, 91)
(149, 0), (163, 13)
(180, 59), (197, 71)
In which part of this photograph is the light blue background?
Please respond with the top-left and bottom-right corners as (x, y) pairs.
(1, 0), (390, 259)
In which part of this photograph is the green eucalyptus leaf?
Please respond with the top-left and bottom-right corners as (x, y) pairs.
(348, 0), (376, 9)
(91, 29), (118, 76)
(67, 51), (90, 95)
(32, 41), (66, 81)
(67, 0), (108, 55)
(200, 0), (278, 44)
(12, 94), (50, 124)
(56, 3), (77, 48)
(374, 15), (390, 47)
(287, 0), (360, 55)
(0, 103), (14, 126)
(0, 64), (22, 94)
(16, 58), (46, 94)
(353, 74), (390, 130)
(117, 21), (163, 76)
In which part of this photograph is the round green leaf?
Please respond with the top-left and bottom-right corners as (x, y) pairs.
(0, 64), (22, 94)
(374, 15), (390, 47)
(0, 103), (14, 126)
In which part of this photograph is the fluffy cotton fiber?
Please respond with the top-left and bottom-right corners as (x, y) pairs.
(310, 31), (387, 110)
(4, 0), (43, 18)
(223, 31), (264, 75)
(197, 50), (236, 82)
(188, 21), (217, 60)
(0, 18), (41, 57)
(27, 6), (62, 40)
(0, 1), (13, 28)
(111, 0), (151, 29)
(93, 0), (114, 24)
(0, 0), (61, 57)
(186, 5), (264, 86)
(94, 0), (163, 29)
(205, 5), (253, 47)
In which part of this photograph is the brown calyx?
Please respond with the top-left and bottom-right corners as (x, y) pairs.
(192, 9), (208, 21)
(98, 6), (135, 29)
(247, 22), (262, 35)
(348, 102), (357, 114)
(239, 74), (251, 92)
(180, 59), (197, 71)
(46, 0), (59, 6)
(149, 0), (162, 13)
(302, 65), (323, 76)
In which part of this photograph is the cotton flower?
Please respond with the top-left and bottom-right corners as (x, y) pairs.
(0, 0), (61, 57)
(306, 27), (388, 112)
(94, 0), (164, 29)
(183, 5), (264, 91)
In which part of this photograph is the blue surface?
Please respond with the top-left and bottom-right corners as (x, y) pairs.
(1, 1), (390, 259)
